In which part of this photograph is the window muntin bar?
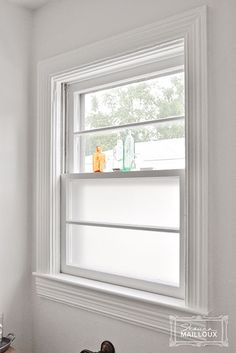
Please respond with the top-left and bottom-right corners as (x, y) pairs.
(73, 115), (184, 136)
(65, 221), (180, 234)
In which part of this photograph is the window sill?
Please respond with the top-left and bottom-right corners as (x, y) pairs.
(33, 272), (207, 334)
(64, 168), (184, 179)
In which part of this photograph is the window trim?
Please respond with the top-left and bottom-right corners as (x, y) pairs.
(34, 5), (208, 334)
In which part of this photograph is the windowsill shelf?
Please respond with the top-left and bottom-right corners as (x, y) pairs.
(64, 168), (184, 180)
(33, 272), (208, 322)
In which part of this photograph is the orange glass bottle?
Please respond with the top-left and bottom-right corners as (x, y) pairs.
(93, 146), (106, 172)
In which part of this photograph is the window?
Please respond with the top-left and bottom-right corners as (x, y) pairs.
(35, 6), (208, 333)
(61, 42), (185, 299)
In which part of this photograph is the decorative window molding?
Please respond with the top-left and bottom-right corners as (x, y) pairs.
(34, 5), (208, 333)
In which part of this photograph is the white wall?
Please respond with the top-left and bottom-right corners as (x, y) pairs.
(32, 0), (236, 352)
(0, 1), (32, 353)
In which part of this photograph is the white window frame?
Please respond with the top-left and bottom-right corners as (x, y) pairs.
(62, 51), (185, 299)
(34, 6), (208, 335)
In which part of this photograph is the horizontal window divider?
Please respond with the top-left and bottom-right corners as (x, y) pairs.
(73, 115), (184, 136)
(66, 220), (180, 233)
(62, 168), (184, 180)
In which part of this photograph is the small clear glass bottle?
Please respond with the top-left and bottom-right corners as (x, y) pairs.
(123, 131), (135, 171)
(113, 135), (124, 170)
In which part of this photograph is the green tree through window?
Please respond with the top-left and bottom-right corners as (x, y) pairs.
(83, 73), (184, 155)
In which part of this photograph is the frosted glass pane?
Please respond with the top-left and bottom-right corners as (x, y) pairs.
(69, 176), (180, 228)
(67, 224), (180, 286)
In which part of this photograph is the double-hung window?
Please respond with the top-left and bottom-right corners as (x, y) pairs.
(35, 7), (208, 331)
(61, 39), (186, 299)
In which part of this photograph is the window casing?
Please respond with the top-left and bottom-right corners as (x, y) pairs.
(35, 6), (208, 334)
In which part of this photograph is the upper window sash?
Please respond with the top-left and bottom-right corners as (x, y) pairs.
(66, 66), (185, 174)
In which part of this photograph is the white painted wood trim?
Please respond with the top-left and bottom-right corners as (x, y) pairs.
(34, 273), (207, 334)
(35, 5), (208, 333)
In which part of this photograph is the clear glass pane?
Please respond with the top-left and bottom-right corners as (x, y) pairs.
(68, 176), (180, 228)
(78, 72), (184, 131)
(67, 224), (180, 287)
(73, 119), (185, 173)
